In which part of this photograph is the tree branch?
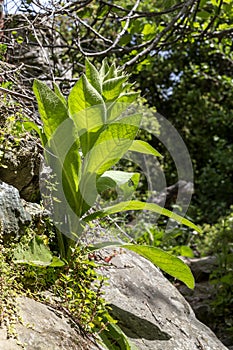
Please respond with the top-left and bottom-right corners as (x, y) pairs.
(0, 86), (34, 101)
(122, 0), (197, 68)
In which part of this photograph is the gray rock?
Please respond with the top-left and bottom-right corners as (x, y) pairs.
(0, 181), (48, 242)
(0, 181), (31, 241)
(0, 297), (102, 350)
(0, 139), (41, 202)
(101, 250), (228, 350)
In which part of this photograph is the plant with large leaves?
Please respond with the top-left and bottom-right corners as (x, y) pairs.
(30, 59), (201, 289)
(12, 58), (201, 349)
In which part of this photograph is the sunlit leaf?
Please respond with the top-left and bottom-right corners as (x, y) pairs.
(123, 244), (195, 289)
(33, 79), (68, 144)
(84, 200), (201, 233)
(13, 236), (53, 267)
(97, 170), (140, 199)
(129, 140), (163, 157)
(68, 75), (104, 124)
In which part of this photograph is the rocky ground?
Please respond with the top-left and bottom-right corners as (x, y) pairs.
(0, 141), (232, 349)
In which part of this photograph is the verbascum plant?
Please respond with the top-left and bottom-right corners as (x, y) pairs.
(10, 58), (202, 350)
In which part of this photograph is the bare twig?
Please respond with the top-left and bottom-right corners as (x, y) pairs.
(0, 86), (34, 101)
(76, 0), (141, 56)
(2, 0), (231, 87)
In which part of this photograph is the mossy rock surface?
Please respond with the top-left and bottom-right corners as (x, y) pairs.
(0, 296), (102, 350)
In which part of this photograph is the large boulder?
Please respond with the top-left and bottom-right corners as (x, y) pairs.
(0, 296), (102, 350)
(0, 246), (229, 349)
(101, 249), (228, 350)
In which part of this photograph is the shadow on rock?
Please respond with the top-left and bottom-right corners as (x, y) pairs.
(109, 304), (171, 341)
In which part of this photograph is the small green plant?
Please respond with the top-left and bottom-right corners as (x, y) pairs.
(16, 246), (109, 333)
(0, 43), (7, 60)
(10, 58), (201, 349)
(0, 223), (111, 343)
(30, 58), (201, 289)
(0, 107), (35, 169)
(197, 207), (233, 256)
(0, 234), (24, 340)
(52, 246), (108, 332)
(136, 223), (195, 258)
(2, 59), (200, 350)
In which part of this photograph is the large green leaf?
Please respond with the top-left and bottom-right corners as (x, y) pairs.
(98, 170), (139, 188)
(83, 200), (201, 233)
(62, 139), (82, 213)
(106, 101), (138, 123)
(42, 118), (83, 238)
(68, 75), (105, 129)
(82, 114), (141, 176)
(46, 118), (82, 215)
(78, 115), (141, 209)
(129, 140), (163, 157)
(33, 79), (68, 144)
(123, 245), (194, 289)
(88, 242), (194, 289)
(68, 75), (106, 154)
(13, 236), (64, 267)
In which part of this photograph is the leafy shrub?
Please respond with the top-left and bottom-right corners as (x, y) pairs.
(197, 207), (233, 256)
(136, 223), (195, 258)
(196, 208), (233, 333)
(0, 231), (109, 335)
